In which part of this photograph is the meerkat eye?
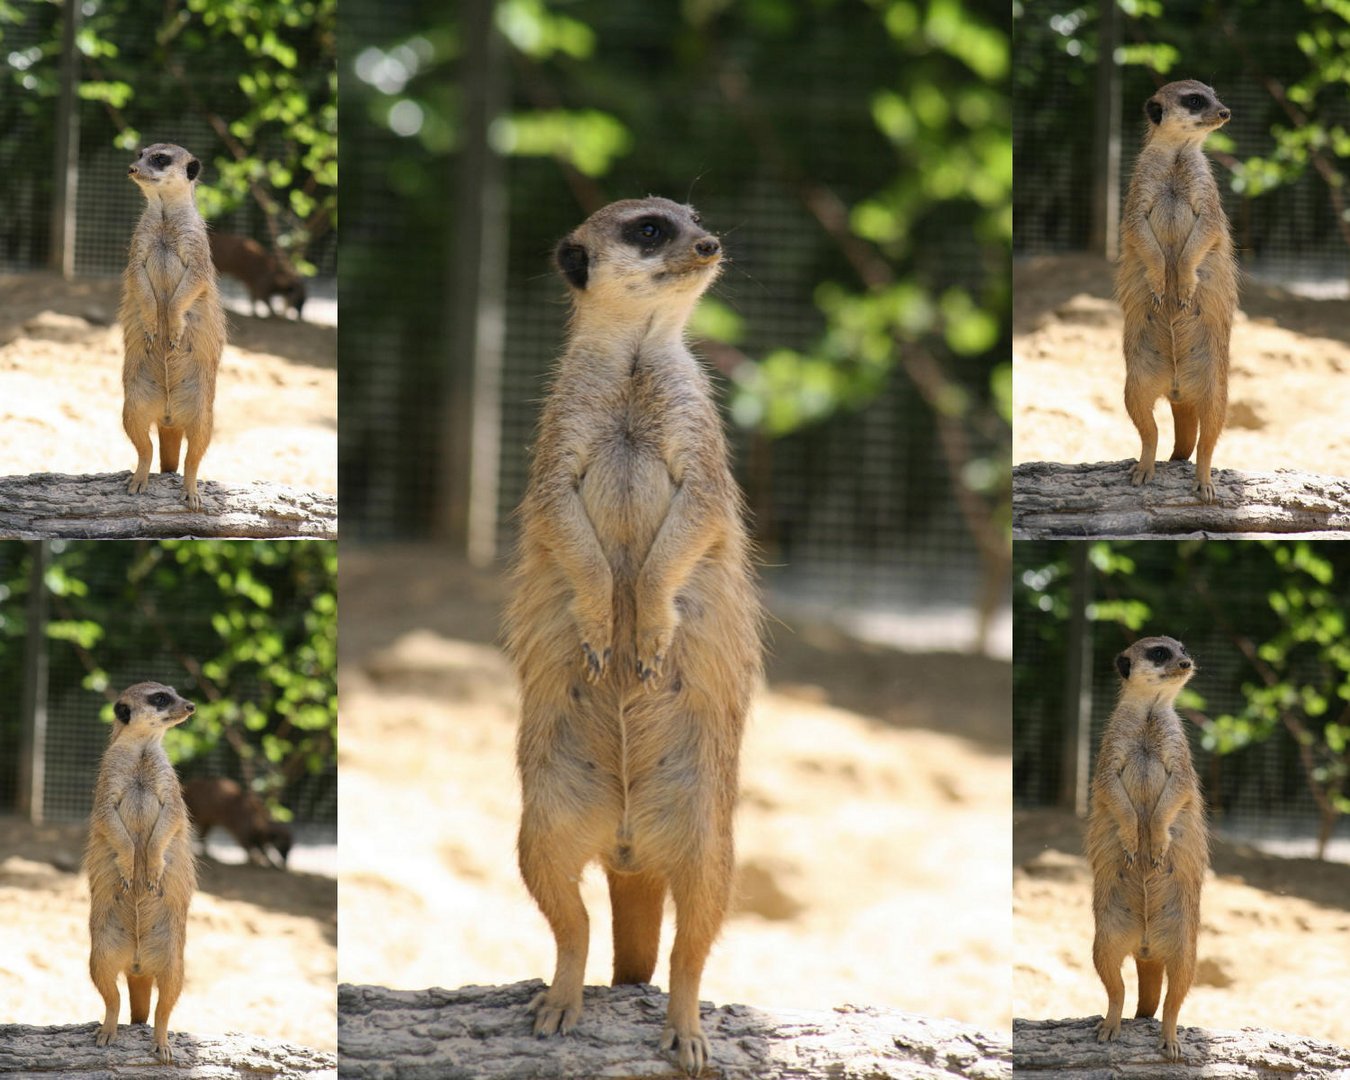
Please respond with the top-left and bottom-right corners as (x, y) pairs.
(624, 216), (672, 250)
(149, 692), (171, 708)
(1182, 94), (1208, 111)
(640, 223), (661, 239)
(1146, 646), (1172, 663)
(151, 153), (172, 168)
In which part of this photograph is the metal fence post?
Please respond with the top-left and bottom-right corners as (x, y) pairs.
(1089, 0), (1121, 261)
(49, 0), (83, 279)
(16, 541), (51, 823)
(1061, 542), (1094, 816)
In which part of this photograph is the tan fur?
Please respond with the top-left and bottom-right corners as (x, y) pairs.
(505, 197), (762, 1076)
(120, 143), (226, 511)
(208, 232), (306, 318)
(1117, 80), (1238, 503)
(182, 776), (292, 868)
(1086, 636), (1208, 1062)
(85, 682), (197, 1064)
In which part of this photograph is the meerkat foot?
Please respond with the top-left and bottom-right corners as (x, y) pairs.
(1096, 1016), (1121, 1043)
(661, 1022), (710, 1077)
(96, 1022), (117, 1047)
(580, 643), (610, 683)
(1193, 478), (1216, 503)
(184, 487), (202, 512)
(1130, 461), (1155, 487)
(127, 473), (150, 495)
(1161, 1033), (1182, 1062)
(154, 1036), (174, 1064)
(529, 988), (583, 1037)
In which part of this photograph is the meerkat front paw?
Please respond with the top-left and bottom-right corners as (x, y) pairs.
(661, 1021), (711, 1077)
(572, 603), (613, 683)
(580, 642), (610, 682)
(1130, 461), (1155, 487)
(636, 625), (675, 689)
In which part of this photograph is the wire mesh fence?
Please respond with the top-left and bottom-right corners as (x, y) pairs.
(1014, 540), (1343, 842)
(1014, 0), (1350, 281)
(0, 541), (336, 827)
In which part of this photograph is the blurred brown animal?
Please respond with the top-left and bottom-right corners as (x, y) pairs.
(208, 232), (307, 318)
(505, 197), (762, 1076)
(1086, 636), (1208, 1062)
(1117, 80), (1238, 504)
(121, 143), (226, 511)
(85, 682), (197, 1064)
(182, 776), (292, 869)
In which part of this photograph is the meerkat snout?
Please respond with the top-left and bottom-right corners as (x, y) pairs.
(694, 237), (721, 259)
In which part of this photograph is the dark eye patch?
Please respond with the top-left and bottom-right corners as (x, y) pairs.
(1146, 646), (1172, 663)
(1182, 94), (1208, 111)
(622, 215), (674, 252)
(149, 692), (171, 708)
(151, 153), (172, 168)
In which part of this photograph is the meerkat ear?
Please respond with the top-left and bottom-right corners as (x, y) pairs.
(1145, 99), (1164, 125)
(555, 240), (589, 290)
(1115, 654), (1132, 679)
(114, 702), (131, 724)
(186, 158), (201, 182)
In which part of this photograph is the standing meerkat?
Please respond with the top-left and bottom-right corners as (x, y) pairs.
(121, 143), (226, 511)
(504, 197), (762, 1076)
(1086, 636), (1208, 1062)
(1117, 80), (1237, 503)
(85, 682), (197, 1064)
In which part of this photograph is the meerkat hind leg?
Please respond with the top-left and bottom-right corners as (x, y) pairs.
(158, 426), (184, 474)
(519, 814), (592, 1036)
(1168, 401), (1198, 462)
(1092, 933), (1128, 1043)
(124, 420), (155, 495)
(662, 850), (731, 1076)
(90, 954), (121, 1046)
(1124, 380), (1159, 487)
(152, 966), (183, 1064)
(608, 868), (665, 985)
(1159, 952), (1194, 1062)
(181, 428), (211, 511)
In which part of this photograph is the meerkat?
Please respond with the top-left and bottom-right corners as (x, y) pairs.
(504, 197), (762, 1076)
(182, 776), (293, 868)
(121, 143), (227, 511)
(208, 232), (307, 319)
(85, 682), (197, 1064)
(1117, 80), (1238, 504)
(1086, 636), (1209, 1062)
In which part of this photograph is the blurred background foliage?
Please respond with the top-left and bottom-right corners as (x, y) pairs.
(0, 0), (336, 272)
(341, 0), (1012, 641)
(1014, 541), (1350, 859)
(0, 540), (337, 822)
(1014, 0), (1350, 266)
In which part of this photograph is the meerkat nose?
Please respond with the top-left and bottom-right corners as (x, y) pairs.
(184, 701), (195, 714)
(1178, 659), (1191, 669)
(128, 166), (137, 175)
(1217, 108), (1230, 120)
(695, 237), (721, 259)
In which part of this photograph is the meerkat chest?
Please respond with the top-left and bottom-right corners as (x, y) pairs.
(113, 754), (169, 834)
(1145, 162), (1204, 250)
(578, 381), (678, 537)
(1118, 718), (1171, 806)
(142, 230), (189, 295)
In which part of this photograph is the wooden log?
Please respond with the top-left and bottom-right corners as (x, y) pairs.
(1013, 1016), (1350, 1077)
(1013, 460), (1350, 539)
(337, 981), (1012, 1079)
(0, 473), (336, 539)
(0, 1022), (336, 1078)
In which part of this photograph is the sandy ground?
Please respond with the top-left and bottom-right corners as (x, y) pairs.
(1015, 807), (1350, 1048)
(0, 816), (337, 1050)
(337, 545), (1013, 1034)
(0, 272), (336, 493)
(1013, 254), (1350, 476)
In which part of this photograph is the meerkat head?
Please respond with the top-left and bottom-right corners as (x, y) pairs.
(1114, 636), (1196, 701)
(554, 196), (723, 317)
(127, 143), (202, 198)
(1144, 81), (1230, 145)
(110, 681), (195, 744)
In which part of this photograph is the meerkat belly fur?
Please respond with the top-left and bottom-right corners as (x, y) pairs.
(505, 197), (762, 1076)
(1086, 636), (1208, 1062)
(1118, 81), (1238, 504)
(85, 682), (197, 1064)
(120, 143), (226, 511)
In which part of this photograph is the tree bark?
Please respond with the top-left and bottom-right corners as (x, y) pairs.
(1013, 460), (1350, 539)
(0, 1023), (336, 1078)
(0, 473), (337, 539)
(338, 981), (1012, 1079)
(1013, 1017), (1350, 1077)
